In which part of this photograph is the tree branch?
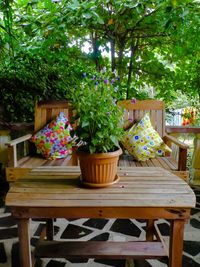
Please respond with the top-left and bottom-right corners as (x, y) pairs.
(130, 33), (169, 38)
(133, 6), (161, 29)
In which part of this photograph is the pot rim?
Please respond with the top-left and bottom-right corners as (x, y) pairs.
(76, 147), (122, 158)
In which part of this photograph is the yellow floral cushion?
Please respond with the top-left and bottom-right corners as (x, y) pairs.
(121, 113), (171, 161)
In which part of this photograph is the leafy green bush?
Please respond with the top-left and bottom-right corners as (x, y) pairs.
(70, 69), (123, 153)
(0, 48), (89, 122)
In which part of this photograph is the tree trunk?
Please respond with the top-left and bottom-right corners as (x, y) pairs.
(3, 0), (14, 58)
(127, 40), (138, 86)
(110, 38), (116, 71)
(91, 31), (101, 71)
(127, 40), (139, 98)
(117, 37), (126, 79)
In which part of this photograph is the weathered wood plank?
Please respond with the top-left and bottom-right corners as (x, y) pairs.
(6, 167), (195, 210)
(169, 220), (185, 267)
(6, 196), (195, 208)
(6, 165), (195, 267)
(34, 100), (72, 132)
(18, 219), (31, 267)
(34, 241), (167, 259)
(156, 157), (171, 170)
(9, 206), (192, 220)
(8, 190), (192, 202)
(118, 100), (164, 137)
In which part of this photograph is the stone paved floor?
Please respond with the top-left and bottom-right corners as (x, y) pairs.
(0, 183), (200, 267)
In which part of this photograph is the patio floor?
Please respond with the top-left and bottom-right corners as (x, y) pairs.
(0, 182), (200, 267)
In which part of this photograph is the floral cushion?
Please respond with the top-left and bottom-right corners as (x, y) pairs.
(31, 112), (73, 159)
(121, 113), (171, 161)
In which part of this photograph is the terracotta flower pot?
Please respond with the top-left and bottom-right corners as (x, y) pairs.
(77, 148), (122, 187)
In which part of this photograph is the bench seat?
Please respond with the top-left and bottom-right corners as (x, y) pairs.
(6, 153), (187, 182)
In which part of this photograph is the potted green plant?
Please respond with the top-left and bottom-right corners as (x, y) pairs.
(69, 68), (123, 187)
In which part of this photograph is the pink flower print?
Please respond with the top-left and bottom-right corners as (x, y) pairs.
(46, 131), (52, 138)
(59, 150), (66, 155)
(60, 139), (66, 146)
(50, 139), (54, 144)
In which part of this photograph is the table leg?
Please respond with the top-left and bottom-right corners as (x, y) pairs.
(146, 219), (155, 241)
(46, 219), (54, 240)
(18, 218), (32, 267)
(125, 259), (135, 266)
(169, 219), (185, 267)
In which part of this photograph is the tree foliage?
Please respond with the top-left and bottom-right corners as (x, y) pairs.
(0, 0), (199, 122)
(59, 0), (200, 101)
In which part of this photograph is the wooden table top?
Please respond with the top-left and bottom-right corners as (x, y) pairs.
(6, 166), (196, 209)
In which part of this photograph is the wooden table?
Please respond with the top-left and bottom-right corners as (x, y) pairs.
(5, 166), (196, 267)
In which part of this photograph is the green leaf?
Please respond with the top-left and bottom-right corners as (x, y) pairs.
(83, 12), (92, 19)
(96, 16), (104, 24)
(70, 0), (79, 10)
(89, 145), (96, 154)
(81, 120), (89, 127)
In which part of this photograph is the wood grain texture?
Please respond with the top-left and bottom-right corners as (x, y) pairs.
(6, 167), (195, 210)
(34, 240), (167, 259)
(6, 166), (195, 267)
(169, 220), (185, 267)
(18, 219), (32, 267)
(34, 100), (73, 132)
(118, 99), (164, 137)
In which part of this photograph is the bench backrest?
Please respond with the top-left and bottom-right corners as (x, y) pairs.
(34, 99), (166, 137)
(117, 99), (165, 137)
(34, 100), (73, 132)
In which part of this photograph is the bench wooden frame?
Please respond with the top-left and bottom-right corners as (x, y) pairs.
(118, 100), (189, 180)
(6, 99), (189, 182)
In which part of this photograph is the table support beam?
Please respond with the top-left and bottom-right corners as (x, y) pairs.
(169, 219), (185, 267)
(18, 218), (32, 267)
(146, 219), (155, 241)
(34, 240), (167, 259)
(46, 219), (54, 241)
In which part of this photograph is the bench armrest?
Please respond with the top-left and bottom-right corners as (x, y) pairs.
(163, 134), (189, 171)
(163, 134), (189, 149)
(6, 134), (32, 168)
(6, 134), (32, 147)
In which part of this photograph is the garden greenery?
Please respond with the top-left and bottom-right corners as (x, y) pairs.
(0, 0), (199, 122)
(70, 69), (123, 153)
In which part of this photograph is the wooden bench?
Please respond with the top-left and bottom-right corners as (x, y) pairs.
(117, 100), (189, 180)
(5, 99), (189, 182)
